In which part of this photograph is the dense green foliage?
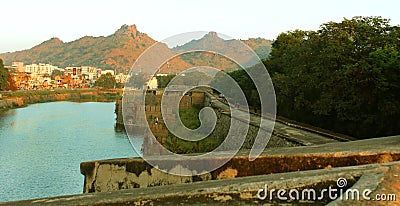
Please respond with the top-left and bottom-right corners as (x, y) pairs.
(263, 16), (400, 138)
(223, 17), (400, 139)
(179, 107), (201, 129)
(51, 70), (64, 79)
(95, 73), (116, 89)
(0, 59), (8, 90)
(223, 67), (261, 108)
(156, 75), (176, 89)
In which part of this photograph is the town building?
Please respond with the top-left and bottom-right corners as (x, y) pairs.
(25, 63), (63, 75)
(4, 61), (122, 90)
(11, 72), (31, 90)
(11, 62), (25, 73)
(147, 77), (158, 90)
(65, 66), (99, 81)
(115, 73), (129, 84)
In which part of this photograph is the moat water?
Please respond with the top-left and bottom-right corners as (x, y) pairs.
(0, 102), (139, 202)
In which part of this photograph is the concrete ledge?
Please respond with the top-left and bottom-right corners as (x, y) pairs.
(79, 136), (400, 193)
(4, 161), (399, 205)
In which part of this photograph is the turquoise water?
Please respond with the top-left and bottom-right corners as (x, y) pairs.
(0, 102), (139, 202)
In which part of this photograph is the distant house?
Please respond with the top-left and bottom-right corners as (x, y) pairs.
(11, 72), (32, 90)
(115, 73), (129, 84)
(25, 63), (61, 76)
(147, 77), (158, 90)
(54, 74), (74, 88)
(65, 66), (97, 81)
(11, 62), (25, 73)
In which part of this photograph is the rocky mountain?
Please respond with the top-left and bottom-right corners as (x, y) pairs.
(242, 37), (272, 60)
(0, 25), (157, 74)
(166, 32), (272, 73)
(0, 25), (272, 74)
(173, 32), (272, 59)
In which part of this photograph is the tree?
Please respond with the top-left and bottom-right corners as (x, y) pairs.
(95, 73), (116, 89)
(156, 74), (176, 88)
(51, 69), (64, 79)
(263, 16), (400, 138)
(0, 59), (8, 91)
(5, 74), (17, 91)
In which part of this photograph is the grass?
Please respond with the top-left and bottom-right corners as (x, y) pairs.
(4, 89), (94, 98)
(162, 107), (223, 154)
(179, 107), (201, 129)
(3, 89), (120, 100)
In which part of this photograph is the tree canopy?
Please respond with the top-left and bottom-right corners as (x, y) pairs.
(156, 74), (176, 89)
(226, 17), (400, 139)
(264, 16), (400, 138)
(95, 73), (116, 89)
(51, 69), (64, 80)
(0, 59), (8, 91)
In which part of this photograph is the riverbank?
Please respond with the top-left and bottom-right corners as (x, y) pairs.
(0, 89), (122, 110)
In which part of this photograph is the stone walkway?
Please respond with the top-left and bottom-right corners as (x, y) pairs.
(207, 92), (340, 146)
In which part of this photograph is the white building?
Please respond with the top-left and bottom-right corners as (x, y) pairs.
(81, 66), (97, 74)
(11, 62), (25, 72)
(65, 66), (98, 80)
(115, 73), (129, 84)
(147, 77), (158, 90)
(25, 63), (62, 75)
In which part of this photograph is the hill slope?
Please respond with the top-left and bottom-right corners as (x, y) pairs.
(0, 25), (156, 73)
(160, 32), (272, 73)
(0, 26), (271, 74)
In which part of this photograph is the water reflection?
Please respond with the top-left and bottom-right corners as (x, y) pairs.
(0, 102), (138, 202)
(0, 109), (16, 127)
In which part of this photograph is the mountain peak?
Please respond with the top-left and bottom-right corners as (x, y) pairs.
(50, 37), (63, 43)
(34, 37), (64, 49)
(43, 37), (63, 44)
(204, 31), (218, 38)
(115, 24), (138, 36)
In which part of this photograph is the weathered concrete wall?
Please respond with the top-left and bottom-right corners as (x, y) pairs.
(116, 90), (205, 135)
(11, 161), (400, 205)
(80, 158), (212, 193)
(80, 135), (400, 194)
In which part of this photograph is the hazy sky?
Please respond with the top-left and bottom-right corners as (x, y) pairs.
(1, 0), (399, 53)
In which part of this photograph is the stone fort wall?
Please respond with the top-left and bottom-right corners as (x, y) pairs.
(115, 90), (298, 151)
